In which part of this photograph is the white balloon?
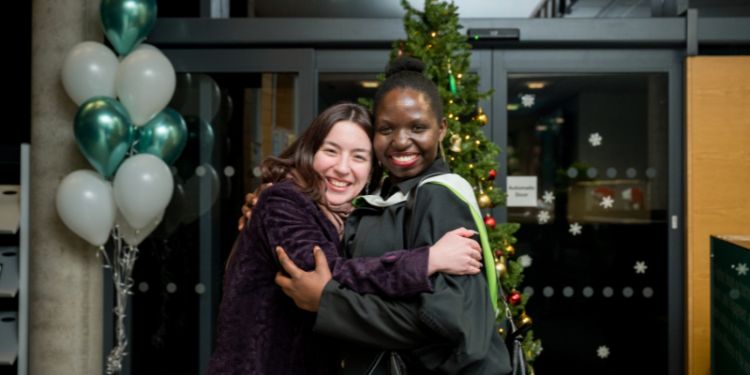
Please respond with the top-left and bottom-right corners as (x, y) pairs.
(55, 170), (116, 246)
(116, 48), (176, 126)
(113, 154), (174, 230)
(116, 209), (163, 246)
(132, 43), (160, 54)
(61, 41), (119, 105)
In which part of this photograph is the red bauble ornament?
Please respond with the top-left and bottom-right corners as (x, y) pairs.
(494, 249), (504, 258)
(488, 169), (497, 180)
(509, 291), (522, 306)
(484, 214), (496, 229)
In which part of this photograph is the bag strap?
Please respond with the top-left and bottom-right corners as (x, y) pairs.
(405, 173), (499, 315)
(411, 174), (529, 373)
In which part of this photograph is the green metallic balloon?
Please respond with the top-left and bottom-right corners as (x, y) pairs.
(135, 108), (188, 165)
(74, 97), (135, 178)
(100, 0), (157, 56)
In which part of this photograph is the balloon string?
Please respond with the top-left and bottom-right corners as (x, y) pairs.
(97, 246), (112, 269)
(105, 225), (139, 375)
(128, 140), (139, 156)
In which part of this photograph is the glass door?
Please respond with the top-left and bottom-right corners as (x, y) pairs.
(492, 50), (684, 375)
(108, 49), (315, 375)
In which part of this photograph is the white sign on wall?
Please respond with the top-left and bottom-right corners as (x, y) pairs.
(506, 176), (538, 207)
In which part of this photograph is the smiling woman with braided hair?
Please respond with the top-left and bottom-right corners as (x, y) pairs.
(275, 57), (512, 374)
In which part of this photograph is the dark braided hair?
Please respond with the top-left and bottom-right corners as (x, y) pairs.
(373, 57), (443, 122)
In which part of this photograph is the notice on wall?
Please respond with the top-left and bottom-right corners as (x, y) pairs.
(711, 235), (750, 375)
(506, 176), (538, 207)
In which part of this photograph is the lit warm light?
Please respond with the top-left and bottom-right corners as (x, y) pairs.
(360, 81), (380, 89)
(456, 73), (463, 79)
(507, 103), (520, 111)
(526, 81), (547, 89)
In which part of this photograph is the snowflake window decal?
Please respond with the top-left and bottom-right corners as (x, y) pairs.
(537, 210), (551, 224)
(599, 195), (614, 209)
(542, 190), (555, 204)
(569, 222), (582, 236)
(588, 132), (603, 147)
(732, 263), (748, 276)
(520, 93), (535, 108)
(518, 254), (533, 268)
(634, 261), (648, 274)
(597, 345), (610, 359)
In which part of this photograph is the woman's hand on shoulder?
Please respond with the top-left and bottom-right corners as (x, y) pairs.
(275, 245), (332, 312)
(427, 227), (482, 276)
(237, 183), (273, 231)
(237, 192), (258, 231)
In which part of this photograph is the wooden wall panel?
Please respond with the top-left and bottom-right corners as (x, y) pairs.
(260, 73), (274, 159)
(686, 56), (750, 375)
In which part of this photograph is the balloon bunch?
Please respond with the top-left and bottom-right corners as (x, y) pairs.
(56, 0), (181, 249)
(53, 2), (182, 373)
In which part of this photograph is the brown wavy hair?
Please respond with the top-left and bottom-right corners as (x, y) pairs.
(260, 102), (381, 207)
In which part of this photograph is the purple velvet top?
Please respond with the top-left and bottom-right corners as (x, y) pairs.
(205, 181), (433, 375)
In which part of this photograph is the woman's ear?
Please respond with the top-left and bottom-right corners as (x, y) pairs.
(438, 118), (448, 141)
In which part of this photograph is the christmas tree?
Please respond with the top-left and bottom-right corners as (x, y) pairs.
(389, 0), (543, 369)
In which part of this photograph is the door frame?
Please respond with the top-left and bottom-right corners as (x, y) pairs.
(491, 49), (685, 375)
(165, 48), (315, 373)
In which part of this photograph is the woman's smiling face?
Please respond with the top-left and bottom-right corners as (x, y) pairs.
(312, 120), (372, 206)
(373, 88), (446, 183)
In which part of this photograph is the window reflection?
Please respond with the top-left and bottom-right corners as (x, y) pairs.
(319, 73), (379, 111)
(127, 72), (298, 374)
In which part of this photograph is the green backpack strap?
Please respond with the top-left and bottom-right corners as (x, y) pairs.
(411, 173), (499, 315)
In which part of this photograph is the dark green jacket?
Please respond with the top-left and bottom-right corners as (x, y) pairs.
(314, 159), (512, 374)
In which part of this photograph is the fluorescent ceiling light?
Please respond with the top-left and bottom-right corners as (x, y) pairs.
(360, 81), (380, 88)
(526, 81), (547, 89)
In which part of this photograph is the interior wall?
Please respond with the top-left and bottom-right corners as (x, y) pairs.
(686, 55), (750, 375)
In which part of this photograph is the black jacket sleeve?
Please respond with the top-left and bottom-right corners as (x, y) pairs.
(314, 184), (511, 374)
(315, 280), (436, 349)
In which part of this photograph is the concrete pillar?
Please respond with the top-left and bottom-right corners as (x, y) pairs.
(30, 1), (103, 374)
